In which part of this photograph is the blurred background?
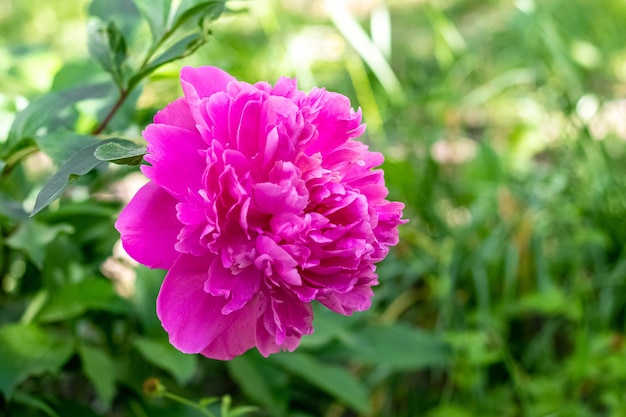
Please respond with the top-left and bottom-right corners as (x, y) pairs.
(2, 0), (626, 416)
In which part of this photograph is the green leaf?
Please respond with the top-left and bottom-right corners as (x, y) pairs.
(227, 353), (288, 416)
(271, 352), (370, 413)
(88, 0), (141, 40)
(0, 324), (74, 397)
(79, 344), (117, 409)
(30, 138), (126, 216)
(134, 336), (198, 385)
(227, 406), (260, 417)
(94, 139), (146, 165)
(36, 278), (131, 323)
(300, 303), (353, 349)
(128, 32), (206, 91)
(338, 324), (452, 370)
(171, 0), (225, 30)
(36, 131), (99, 167)
(6, 221), (74, 269)
(88, 20), (128, 87)
(133, 0), (171, 42)
(4, 83), (111, 157)
(12, 391), (60, 417)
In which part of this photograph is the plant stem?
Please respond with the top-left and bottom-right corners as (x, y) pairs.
(162, 391), (217, 417)
(0, 145), (39, 181)
(92, 88), (129, 135)
(91, 26), (169, 136)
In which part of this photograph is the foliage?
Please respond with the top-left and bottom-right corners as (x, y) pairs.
(2, 0), (626, 416)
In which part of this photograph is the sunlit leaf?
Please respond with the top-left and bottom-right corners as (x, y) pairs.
(271, 352), (370, 413)
(0, 324), (73, 397)
(94, 139), (146, 165)
(134, 337), (198, 385)
(4, 83), (111, 157)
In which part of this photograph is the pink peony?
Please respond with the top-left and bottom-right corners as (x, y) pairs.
(115, 66), (406, 360)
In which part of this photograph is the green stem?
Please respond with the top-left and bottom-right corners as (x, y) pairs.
(162, 392), (217, 417)
(0, 145), (39, 182)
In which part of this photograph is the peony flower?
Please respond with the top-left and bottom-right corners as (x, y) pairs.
(115, 66), (406, 360)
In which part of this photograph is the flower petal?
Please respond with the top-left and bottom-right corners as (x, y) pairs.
(141, 124), (206, 199)
(153, 97), (197, 132)
(115, 182), (180, 269)
(157, 254), (260, 359)
(181, 66), (235, 127)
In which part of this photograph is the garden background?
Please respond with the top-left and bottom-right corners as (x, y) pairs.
(2, 0), (626, 416)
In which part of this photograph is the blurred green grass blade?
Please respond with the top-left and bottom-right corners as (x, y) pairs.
(271, 352), (370, 414)
(325, 0), (404, 104)
(424, 5), (466, 70)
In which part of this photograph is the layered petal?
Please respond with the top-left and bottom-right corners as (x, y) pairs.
(115, 182), (180, 269)
(157, 254), (260, 359)
(117, 65), (406, 361)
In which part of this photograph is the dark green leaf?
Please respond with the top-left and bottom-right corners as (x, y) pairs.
(338, 324), (452, 370)
(133, 267), (166, 334)
(30, 138), (125, 216)
(79, 344), (117, 409)
(271, 352), (370, 413)
(4, 83), (111, 157)
(12, 391), (60, 417)
(88, 20), (128, 87)
(94, 139), (146, 165)
(6, 221), (74, 269)
(134, 337), (198, 385)
(227, 353), (288, 416)
(0, 324), (74, 397)
(36, 278), (131, 323)
(299, 303), (353, 349)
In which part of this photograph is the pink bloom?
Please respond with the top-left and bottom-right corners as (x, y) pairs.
(115, 66), (406, 360)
